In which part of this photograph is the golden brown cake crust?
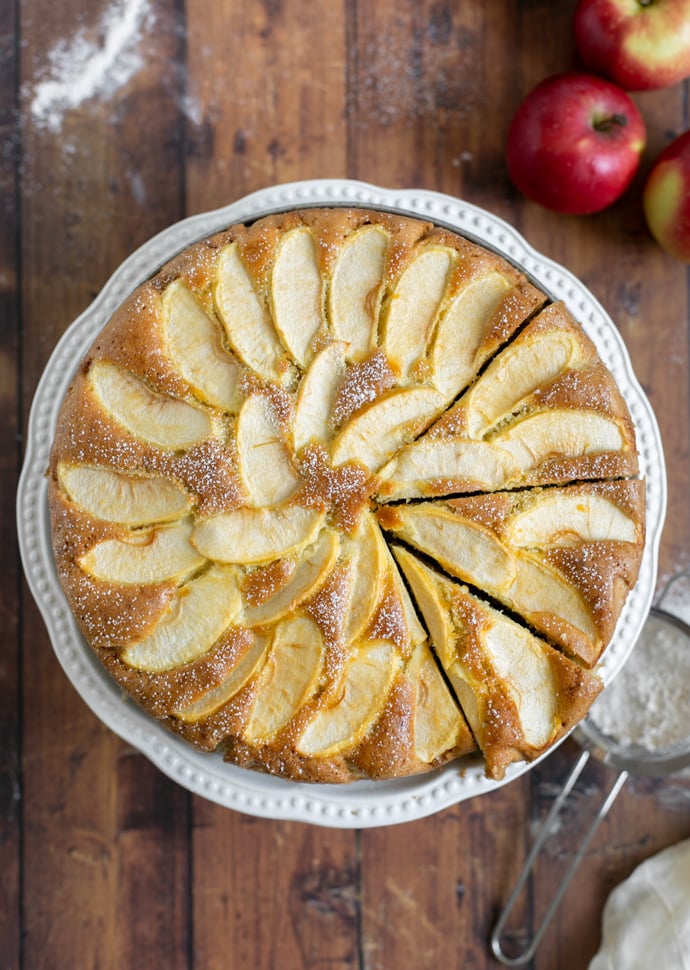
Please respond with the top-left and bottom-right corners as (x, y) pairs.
(48, 206), (644, 785)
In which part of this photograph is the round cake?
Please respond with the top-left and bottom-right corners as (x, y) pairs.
(48, 207), (645, 783)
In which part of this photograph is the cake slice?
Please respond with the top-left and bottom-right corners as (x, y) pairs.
(378, 479), (644, 666)
(393, 546), (602, 779)
(377, 302), (639, 500)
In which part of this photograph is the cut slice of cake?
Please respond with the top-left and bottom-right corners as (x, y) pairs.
(377, 302), (639, 501)
(393, 547), (602, 779)
(378, 479), (644, 666)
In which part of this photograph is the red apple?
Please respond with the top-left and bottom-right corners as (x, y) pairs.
(575, 0), (690, 91)
(506, 73), (646, 214)
(643, 130), (690, 261)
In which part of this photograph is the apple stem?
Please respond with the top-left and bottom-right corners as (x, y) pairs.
(593, 113), (628, 133)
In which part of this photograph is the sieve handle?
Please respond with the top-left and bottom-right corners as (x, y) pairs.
(490, 751), (629, 966)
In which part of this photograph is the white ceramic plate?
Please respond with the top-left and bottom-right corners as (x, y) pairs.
(17, 179), (666, 828)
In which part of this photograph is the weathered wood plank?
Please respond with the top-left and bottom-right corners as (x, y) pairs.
(19, 1), (190, 967)
(0, 0), (21, 963)
(183, 4), (359, 969)
(510, 5), (690, 968)
(192, 804), (360, 970)
(184, 0), (348, 211)
(12, 1), (690, 969)
(347, 0), (526, 215)
(19, 0), (186, 362)
(360, 781), (533, 970)
(114, 752), (191, 968)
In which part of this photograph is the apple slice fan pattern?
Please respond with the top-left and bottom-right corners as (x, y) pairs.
(48, 208), (645, 784)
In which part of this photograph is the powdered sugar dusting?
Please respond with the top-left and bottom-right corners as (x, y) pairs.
(27, 0), (154, 133)
(330, 350), (396, 430)
(296, 443), (378, 532)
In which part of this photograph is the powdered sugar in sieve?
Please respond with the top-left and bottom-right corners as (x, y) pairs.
(588, 610), (690, 756)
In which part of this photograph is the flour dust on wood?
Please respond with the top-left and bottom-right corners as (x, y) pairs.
(26, 0), (154, 133)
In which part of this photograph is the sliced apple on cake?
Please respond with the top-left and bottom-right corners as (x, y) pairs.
(161, 279), (244, 413)
(215, 241), (293, 385)
(329, 224), (389, 361)
(404, 639), (475, 767)
(88, 360), (214, 452)
(235, 392), (300, 505)
(57, 463), (193, 526)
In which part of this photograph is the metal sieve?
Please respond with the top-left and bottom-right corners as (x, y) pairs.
(490, 571), (690, 966)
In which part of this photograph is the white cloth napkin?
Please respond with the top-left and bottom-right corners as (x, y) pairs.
(589, 838), (690, 970)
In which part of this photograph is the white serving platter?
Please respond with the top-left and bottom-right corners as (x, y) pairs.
(17, 179), (666, 828)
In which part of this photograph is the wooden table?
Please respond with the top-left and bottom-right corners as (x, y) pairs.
(3, 1), (689, 967)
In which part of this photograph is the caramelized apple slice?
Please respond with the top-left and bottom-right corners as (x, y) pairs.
(481, 619), (557, 749)
(331, 386), (445, 471)
(270, 227), (324, 367)
(89, 360), (212, 450)
(161, 279), (243, 412)
(297, 640), (401, 757)
(173, 633), (270, 721)
(508, 492), (638, 547)
(243, 529), (340, 627)
(509, 553), (598, 653)
(406, 641), (469, 764)
(464, 329), (582, 436)
(380, 410), (630, 499)
(394, 547), (485, 738)
(215, 242), (289, 384)
(494, 410), (626, 470)
(388, 551), (427, 647)
(377, 439), (521, 500)
(292, 342), (347, 452)
(380, 504), (516, 592)
(122, 565), (242, 672)
(393, 546), (457, 671)
(341, 513), (388, 643)
(381, 246), (454, 379)
(430, 272), (512, 400)
(192, 505), (325, 564)
(57, 463), (192, 526)
(329, 226), (388, 360)
(236, 394), (300, 506)
(79, 519), (204, 584)
(244, 614), (325, 742)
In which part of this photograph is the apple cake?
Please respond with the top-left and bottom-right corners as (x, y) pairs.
(48, 207), (645, 783)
